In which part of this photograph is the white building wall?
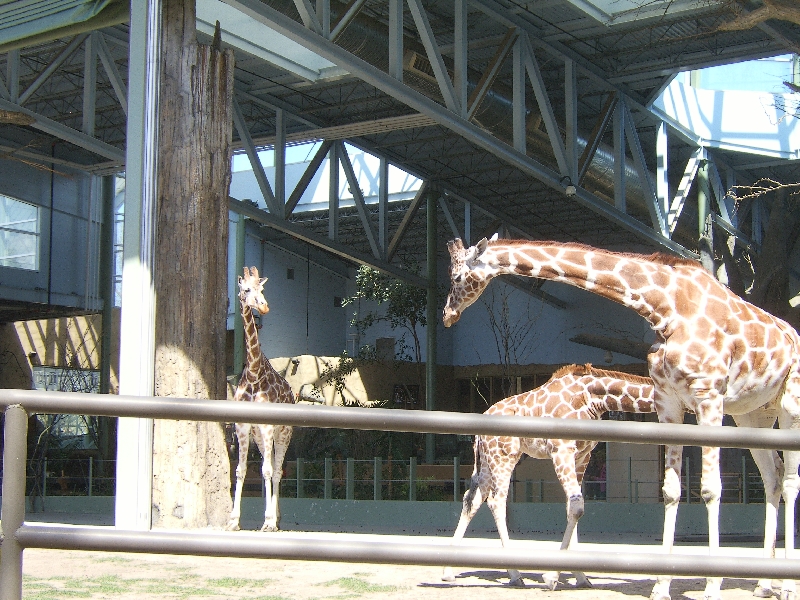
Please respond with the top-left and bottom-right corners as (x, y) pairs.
(445, 280), (653, 367)
(238, 232), (351, 358)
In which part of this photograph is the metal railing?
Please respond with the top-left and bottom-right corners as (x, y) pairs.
(3, 388), (800, 600)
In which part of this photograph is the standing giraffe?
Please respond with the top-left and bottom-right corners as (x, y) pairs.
(443, 237), (800, 600)
(442, 363), (656, 589)
(226, 266), (296, 532)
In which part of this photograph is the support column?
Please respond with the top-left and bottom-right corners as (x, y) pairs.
(232, 212), (245, 378)
(115, 0), (162, 531)
(99, 175), (115, 395)
(697, 158), (714, 274)
(425, 189), (437, 464)
(0, 405), (29, 600)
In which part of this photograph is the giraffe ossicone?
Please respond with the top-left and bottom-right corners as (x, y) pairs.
(442, 364), (657, 589)
(444, 237), (800, 600)
(227, 266), (296, 533)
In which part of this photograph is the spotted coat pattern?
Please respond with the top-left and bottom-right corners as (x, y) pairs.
(226, 267), (296, 533)
(443, 237), (800, 600)
(442, 363), (655, 589)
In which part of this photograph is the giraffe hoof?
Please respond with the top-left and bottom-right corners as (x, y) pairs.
(225, 521), (240, 532)
(780, 590), (796, 600)
(542, 572), (559, 591)
(260, 523), (278, 532)
(441, 574), (455, 582)
(574, 577), (593, 589)
(650, 593), (671, 600)
(753, 586), (773, 598)
(508, 577), (526, 587)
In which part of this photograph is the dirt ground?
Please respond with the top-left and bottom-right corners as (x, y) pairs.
(19, 532), (783, 600)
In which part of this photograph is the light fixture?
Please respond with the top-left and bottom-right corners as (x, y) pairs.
(560, 175), (577, 197)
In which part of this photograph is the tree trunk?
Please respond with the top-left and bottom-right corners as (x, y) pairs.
(151, 0), (234, 529)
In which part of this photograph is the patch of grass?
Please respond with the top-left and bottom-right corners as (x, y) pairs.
(206, 576), (274, 588)
(320, 576), (400, 594)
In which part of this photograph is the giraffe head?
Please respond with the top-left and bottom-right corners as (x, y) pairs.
(238, 266), (270, 315)
(443, 237), (492, 327)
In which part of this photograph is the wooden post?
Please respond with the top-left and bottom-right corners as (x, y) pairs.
(150, 0), (235, 529)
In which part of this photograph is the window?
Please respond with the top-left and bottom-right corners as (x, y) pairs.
(0, 194), (39, 270)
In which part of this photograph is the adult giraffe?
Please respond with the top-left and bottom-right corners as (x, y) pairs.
(443, 236), (800, 600)
(442, 363), (656, 589)
(227, 266), (295, 532)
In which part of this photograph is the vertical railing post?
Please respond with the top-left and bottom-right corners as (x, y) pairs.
(409, 457), (417, 501)
(453, 456), (460, 502)
(296, 457), (304, 499)
(628, 456), (632, 502)
(525, 480), (533, 503)
(742, 455), (748, 505)
(1, 404), (30, 600)
(539, 479), (544, 503)
(685, 457), (691, 504)
(324, 457), (332, 500)
(373, 457), (381, 501)
(346, 458), (354, 500)
(43, 457), (47, 498)
(88, 457), (93, 497)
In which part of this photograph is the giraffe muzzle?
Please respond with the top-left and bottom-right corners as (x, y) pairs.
(442, 307), (460, 327)
(256, 303), (269, 315)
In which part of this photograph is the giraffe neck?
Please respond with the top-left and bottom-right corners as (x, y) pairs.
(241, 302), (266, 376)
(480, 241), (690, 332)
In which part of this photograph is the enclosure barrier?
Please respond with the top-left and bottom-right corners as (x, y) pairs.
(3, 388), (800, 600)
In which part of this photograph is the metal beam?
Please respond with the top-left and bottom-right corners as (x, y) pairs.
(512, 38), (525, 153)
(467, 29), (515, 121)
(0, 98), (125, 162)
(565, 58), (578, 184)
(453, 0), (468, 119)
(285, 139), (333, 215)
(613, 96), (626, 213)
(7, 49), (19, 102)
(388, 0), (403, 81)
(221, 0), (693, 257)
(656, 121), (668, 225)
(622, 101), (666, 236)
(578, 94), (616, 185)
(668, 147), (702, 235)
(97, 32), (128, 115)
(519, 34), (568, 175)
(230, 197), (427, 287)
(83, 33), (97, 136)
(406, 0), (459, 113)
(331, 0), (367, 41)
(338, 141), (380, 259)
(18, 34), (87, 105)
(379, 157), (389, 259)
(329, 142), (339, 241)
(275, 107), (286, 216)
(439, 196), (460, 240)
(387, 180), (428, 262)
(292, 0), (323, 34)
(231, 96), (279, 215)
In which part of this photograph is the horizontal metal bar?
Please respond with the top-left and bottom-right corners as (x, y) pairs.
(1, 389), (798, 451)
(15, 525), (800, 580)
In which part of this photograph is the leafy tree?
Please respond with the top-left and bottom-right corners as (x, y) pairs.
(343, 265), (429, 363)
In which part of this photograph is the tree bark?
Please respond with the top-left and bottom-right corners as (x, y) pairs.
(151, 0), (234, 529)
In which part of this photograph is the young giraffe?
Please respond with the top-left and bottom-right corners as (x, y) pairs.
(443, 236), (800, 600)
(226, 266), (296, 532)
(442, 363), (656, 589)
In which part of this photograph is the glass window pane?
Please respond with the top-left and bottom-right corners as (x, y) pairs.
(0, 194), (40, 270)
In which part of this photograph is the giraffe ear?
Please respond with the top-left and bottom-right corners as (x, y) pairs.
(251, 266), (260, 279)
(475, 237), (489, 255)
(259, 277), (268, 286)
(237, 276), (243, 286)
(242, 266), (250, 278)
(489, 232), (499, 242)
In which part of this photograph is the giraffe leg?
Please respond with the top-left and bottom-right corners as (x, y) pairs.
(486, 479), (524, 587)
(693, 396), (724, 600)
(442, 476), (486, 582)
(570, 445), (594, 588)
(733, 414), (782, 598)
(254, 424), (276, 532)
(226, 423), (250, 531)
(543, 443), (587, 591)
(778, 392), (800, 600)
(651, 442), (683, 600)
(265, 426), (292, 532)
